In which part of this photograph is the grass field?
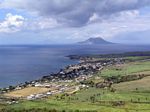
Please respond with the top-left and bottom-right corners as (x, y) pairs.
(4, 87), (50, 98)
(113, 76), (150, 91)
(4, 87), (150, 112)
(123, 56), (150, 61)
(99, 61), (150, 77)
(0, 104), (5, 110)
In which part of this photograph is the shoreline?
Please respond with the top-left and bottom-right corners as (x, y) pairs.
(1, 51), (150, 94)
(0, 53), (118, 95)
(0, 51), (150, 106)
(0, 55), (80, 90)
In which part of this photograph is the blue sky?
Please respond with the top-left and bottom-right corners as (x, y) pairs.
(0, 0), (150, 45)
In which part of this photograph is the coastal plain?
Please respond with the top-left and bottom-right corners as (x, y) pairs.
(0, 54), (150, 112)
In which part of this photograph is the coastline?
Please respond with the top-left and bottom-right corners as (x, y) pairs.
(1, 54), (118, 102)
(0, 51), (150, 107)
(0, 54), (92, 90)
(1, 44), (150, 88)
(1, 51), (150, 92)
(0, 56), (79, 90)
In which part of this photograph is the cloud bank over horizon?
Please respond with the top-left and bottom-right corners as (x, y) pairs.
(0, 0), (150, 44)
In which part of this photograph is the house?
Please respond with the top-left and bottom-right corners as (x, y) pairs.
(46, 92), (52, 95)
(27, 94), (35, 100)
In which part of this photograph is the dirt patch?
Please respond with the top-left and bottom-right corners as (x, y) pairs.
(4, 87), (50, 98)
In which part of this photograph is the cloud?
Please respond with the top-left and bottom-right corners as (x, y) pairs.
(23, 17), (60, 31)
(0, 0), (150, 44)
(0, 13), (58, 33)
(0, 13), (25, 33)
(1, 0), (150, 26)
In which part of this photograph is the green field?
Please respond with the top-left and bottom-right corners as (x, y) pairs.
(113, 76), (150, 91)
(99, 61), (150, 77)
(3, 87), (150, 112)
(123, 56), (150, 61)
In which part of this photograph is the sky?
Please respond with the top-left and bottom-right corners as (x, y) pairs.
(0, 0), (150, 45)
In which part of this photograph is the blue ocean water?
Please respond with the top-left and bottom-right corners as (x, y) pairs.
(0, 44), (150, 87)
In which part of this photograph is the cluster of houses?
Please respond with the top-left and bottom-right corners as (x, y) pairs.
(41, 61), (105, 82)
(26, 84), (85, 100)
(26, 92), (51, 100)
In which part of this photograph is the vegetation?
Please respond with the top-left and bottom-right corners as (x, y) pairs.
(99, 61), (150, 77)
(2, 87), (150, 112)
(68, 51), (150, 59)
(0, 56), (150, 112)
(113, 76), (150, 91)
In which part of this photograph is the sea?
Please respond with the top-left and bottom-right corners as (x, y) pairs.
(0, 44), (150, 88)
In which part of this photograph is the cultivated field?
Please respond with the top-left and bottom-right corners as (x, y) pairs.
(113, 76), (150, 91)
(5, 87), (150, 112)
(99, 61), (150, 77)
(4, 87), (50, 98)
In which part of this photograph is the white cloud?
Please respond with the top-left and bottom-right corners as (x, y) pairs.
(0, 13), (60, 33)
(0, 13), (25, 33)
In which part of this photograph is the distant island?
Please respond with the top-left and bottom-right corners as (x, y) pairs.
(77, 37), (113, 45)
